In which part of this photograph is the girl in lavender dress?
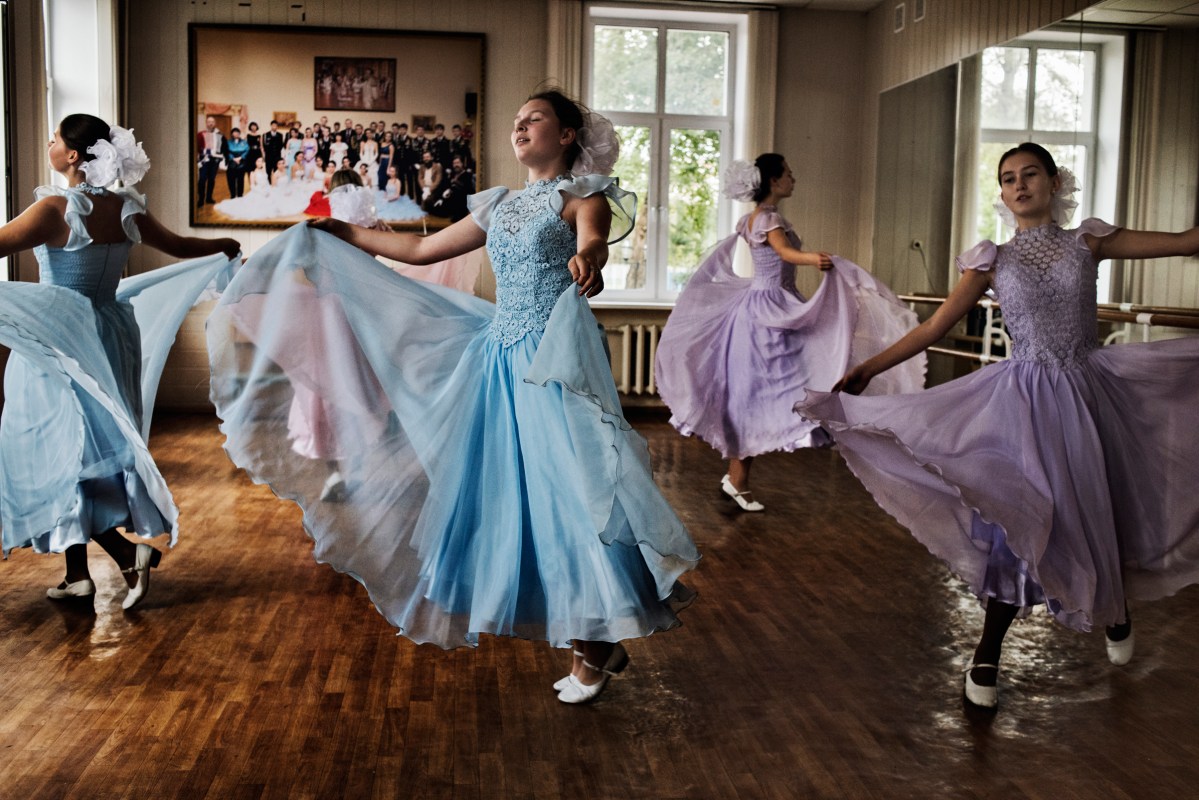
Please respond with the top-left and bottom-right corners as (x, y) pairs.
(207, 90), (697, 704)
(655, 154), (924, 511)
(0, 114), (239, 609)
(797, 143), (1199, 711)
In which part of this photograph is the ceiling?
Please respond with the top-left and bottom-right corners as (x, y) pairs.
(1069, 0), (1199, 26)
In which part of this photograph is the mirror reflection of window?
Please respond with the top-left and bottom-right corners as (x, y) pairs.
(978, 42), (1099, 246)
(974, 33), (1122, 301)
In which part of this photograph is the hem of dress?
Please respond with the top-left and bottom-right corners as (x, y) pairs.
(796, 392), (1100, 632)
(668, 415), (830, 461)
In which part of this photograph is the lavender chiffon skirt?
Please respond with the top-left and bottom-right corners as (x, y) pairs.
(656, 235), (924, 459)
(796, 337), (1199, 630)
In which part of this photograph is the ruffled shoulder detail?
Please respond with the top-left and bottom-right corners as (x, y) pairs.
(550, 174), (637, 244)
(34, 185), (94, 250)
(467, 185), (512, 232)
(955, 240), (998, 273)
(736, 209), (798, 247)
(115, 187), (147, 243)
(33, 185), (147, 247)
(1072, 217), (1120, 242)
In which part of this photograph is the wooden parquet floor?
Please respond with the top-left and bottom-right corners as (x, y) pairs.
(2, 412), (1198, 800)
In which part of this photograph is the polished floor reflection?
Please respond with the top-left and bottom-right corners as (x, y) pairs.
(1, 412), (1196, 799)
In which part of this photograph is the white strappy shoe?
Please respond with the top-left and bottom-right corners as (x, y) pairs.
(121, 543), (162, 610)
(553, 649), (586, 692)
(721, 474), (764, 512)
(553, 643), (629, 692)
(47, 578), (96, 599)
(963, 663), (999, 709)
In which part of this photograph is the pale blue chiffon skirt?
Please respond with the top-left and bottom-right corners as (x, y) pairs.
(0, 254), (238, 555)
(207, 224), (698, 648)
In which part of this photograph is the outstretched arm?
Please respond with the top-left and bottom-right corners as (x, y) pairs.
(0, 198), (70, 257)
(836, 267), (992, 394)
(567, 194), (611, 298)
(135, 211), (241, 260)
(766, 228), (833, 270)
(308, 214), (486, 264)
(1089, 225), (1199, 262)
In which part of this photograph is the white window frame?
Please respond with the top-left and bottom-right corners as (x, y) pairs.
(585, 4), (745, 306)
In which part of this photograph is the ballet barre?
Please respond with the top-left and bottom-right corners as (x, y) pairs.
(898, 294), (1199, 363)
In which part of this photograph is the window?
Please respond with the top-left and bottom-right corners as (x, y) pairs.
(586, 6), (741, 303)
(972, 33), (1124, 300)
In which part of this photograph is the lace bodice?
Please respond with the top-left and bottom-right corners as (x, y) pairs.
(483, 178), (586, 346)
(962, 221), (1116, 369)
(738, 207), (802, 293)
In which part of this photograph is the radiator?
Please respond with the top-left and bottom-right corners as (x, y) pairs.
(614, 324), (661, 395)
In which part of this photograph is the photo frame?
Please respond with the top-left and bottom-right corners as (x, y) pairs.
(190, 23), (485, 230)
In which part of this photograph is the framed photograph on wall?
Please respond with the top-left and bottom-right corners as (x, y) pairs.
(314, 56), (397, 113)
(190, 23), (484, 229)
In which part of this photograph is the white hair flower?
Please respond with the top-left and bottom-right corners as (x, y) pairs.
(110, 126), (152, 185)
(80, 138), (121, 187)
(720, 159), (760, 202)
(571, 111), (619, 177)
(79, 125), (152, 187)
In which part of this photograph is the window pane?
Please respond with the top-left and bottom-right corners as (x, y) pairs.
(606, 125), (651, 291)
(1033, 49), (1096, 132)
(976, 141), (1020, 244)
(665, 29), (728, 115)
(981, 47), (1029, 130)
(667, 128), (722, 293)
(591, 26), (658, 113)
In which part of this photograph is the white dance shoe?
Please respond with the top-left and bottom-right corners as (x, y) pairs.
(963, 664), (999, 709)
(320, 471), (347, 502)
(121, 543), (162, 610)
(553, 643), (629, 692)
(721, 475), (764, 512)
(47, 579), (96, 599)
(554, 649), (586, 692)
(1105, 626), (1135, 666)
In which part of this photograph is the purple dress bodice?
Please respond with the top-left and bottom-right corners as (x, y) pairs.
(738, 208), (801, 295)
(991, 223), (1099, 369)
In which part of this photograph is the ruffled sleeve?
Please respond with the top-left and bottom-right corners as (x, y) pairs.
(1072, 217), (1121, 243)
(34, 185), (94, 250)
(115, 187), (147, 243)
(551, 174), (637, 244)
(736, 209), (801, 248)
(467, 186), (511, 232)
(955, 240), (998, 273)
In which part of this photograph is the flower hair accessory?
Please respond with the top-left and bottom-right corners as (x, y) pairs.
(570, 110), (619, 177)
(721, 159), (760, 202)
(993, 165), (1079, 230)
(79, 125), (152, 188)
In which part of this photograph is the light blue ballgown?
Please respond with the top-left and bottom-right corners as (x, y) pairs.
(207, 174), (699, 648)
(0, 185), (237, 555)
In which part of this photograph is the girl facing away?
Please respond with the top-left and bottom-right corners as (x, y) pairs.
(797, 142), (1199, 711)
(207, 89), (698, 704)
(0, 114), (239, 609)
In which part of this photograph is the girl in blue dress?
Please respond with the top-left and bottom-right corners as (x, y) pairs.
(0, 114), (240, 609)
(208, 90), (698, 704)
